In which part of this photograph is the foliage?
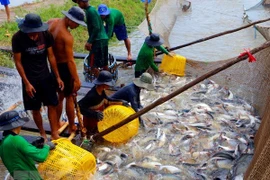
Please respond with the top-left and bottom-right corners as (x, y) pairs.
(0, 0), (156, 66)
(0, 51), (14, 68)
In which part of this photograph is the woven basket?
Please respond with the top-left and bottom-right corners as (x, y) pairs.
(98, 105), (139, 144)
(160, 54), (186, 76)
(38, 138), (96, 179)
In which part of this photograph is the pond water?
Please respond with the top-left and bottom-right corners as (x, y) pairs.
(0, 0), (37, 9)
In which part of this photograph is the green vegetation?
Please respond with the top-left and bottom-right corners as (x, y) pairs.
(0, 51), (14, 68)
(0, 0), (156, 67)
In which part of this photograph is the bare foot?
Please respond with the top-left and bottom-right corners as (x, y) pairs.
(127, 54), (132, 61)
(50, 133), (60, 140)
(40, 133), (48, 142)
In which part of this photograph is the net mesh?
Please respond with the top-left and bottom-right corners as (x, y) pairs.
(138, 0), (182, 47)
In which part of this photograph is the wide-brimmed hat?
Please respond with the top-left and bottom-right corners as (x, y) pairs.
(0, 111), (30, 131)
(73, 0), (88, 2)
(93, 70), (115, 86)
(145, 33), (164, 47)
(133, 72), (154, 91)
(62, 6), (87, 27)
(19, 13), (48, 33)
(98, 4), (110, 16)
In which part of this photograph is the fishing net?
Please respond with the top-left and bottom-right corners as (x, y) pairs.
(38, 138), (96, 179)
(138, 0), (181, 46)
(98, 105), (139, 144)
(245, 96), (270, 179)
(255, 23), (270, 41)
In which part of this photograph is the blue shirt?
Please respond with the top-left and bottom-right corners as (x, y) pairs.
(110, 83), (141, 112)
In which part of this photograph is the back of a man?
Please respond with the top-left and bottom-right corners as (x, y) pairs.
(98, 4), (132, 61)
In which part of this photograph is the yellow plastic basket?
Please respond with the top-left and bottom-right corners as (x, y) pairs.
(160, 54), (186, 76)
(98, 105), (139, 144)
(38, 138), (96, 180)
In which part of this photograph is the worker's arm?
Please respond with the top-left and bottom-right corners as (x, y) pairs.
(14, 53), (36, 98)
(47, 47), (64, 91)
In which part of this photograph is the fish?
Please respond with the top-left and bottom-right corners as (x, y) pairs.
(159, 165), (181, 174)
(97, 162), (114, 175)
(158, 131), (166, 147)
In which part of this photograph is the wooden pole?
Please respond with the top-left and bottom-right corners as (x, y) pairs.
(145, 0), (152, 35)
(57, 122), (69, 134)
(156, 17), (270, 55)
(0, 101), (22, 115)
(92, 40), (270, 141)
(73, 96), (87, 138)
(68, 132), (76, 141)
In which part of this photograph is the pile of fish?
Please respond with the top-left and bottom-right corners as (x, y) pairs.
(90, 74), (259, 179)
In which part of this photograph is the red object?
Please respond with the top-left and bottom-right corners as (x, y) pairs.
(238, 49), (256, 63)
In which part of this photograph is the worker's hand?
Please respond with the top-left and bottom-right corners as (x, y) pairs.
(122, 101), (130, 107)
(96, 111), (104, 121)
(57, 77), (64, 91)
(85, 42), (92, 51)
(168, 52), (175, 57)
(31, 136), (45, 149)
(46, 141), (56, 150)
(25, 83), (36, 99)
(73, 79), (81, 93)
(127, 54), (132, 61)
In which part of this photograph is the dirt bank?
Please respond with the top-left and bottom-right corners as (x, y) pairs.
(0, 0), (65, 24)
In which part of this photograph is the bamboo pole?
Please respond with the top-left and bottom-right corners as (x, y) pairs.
(67, 132), (76, 141)
(0, 101), (22, 115)
(92, 40), (270, 141)
(144, 0), (152, 35)
(156, 17), (270, 55)
(57, 122), (69, 134)
(73, 96), (87, 138)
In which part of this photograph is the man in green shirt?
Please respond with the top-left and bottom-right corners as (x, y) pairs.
(135, 33), (171, 78)
(74, 0), (109, 76)
(98, 4), (132, 61)
(0, 110), (55, 179)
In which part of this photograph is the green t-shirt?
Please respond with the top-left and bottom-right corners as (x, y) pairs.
(135, 43), (169, 72)
(103, 8), (125, 38)
(85, 6), (108, 43)
(0, 134), (50, 179)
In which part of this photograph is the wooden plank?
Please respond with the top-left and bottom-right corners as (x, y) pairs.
(21, 120), (70, 137)
(73, 52), (163, 63)
(0, 133), (37, 143)
(0, 47), (162, 63)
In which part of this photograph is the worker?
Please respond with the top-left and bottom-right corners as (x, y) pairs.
(0, 110), (55, 179)
(78, 70), (128, 136)
(135, 33), (172, 78)
(47, 6), (86, 134)
(98, 4), (132, 61)
(110, 72), (154, 127)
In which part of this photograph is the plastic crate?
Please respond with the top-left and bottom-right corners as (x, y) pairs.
(38, 138), (96, 179)
(98, 105), (139, 144)
(160, 54), (186, 76)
